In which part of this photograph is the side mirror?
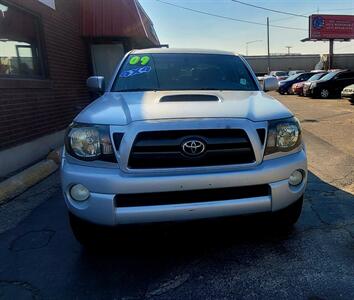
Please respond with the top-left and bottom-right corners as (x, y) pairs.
(87, 76), (105, 93)
(263, 76), (278, 92)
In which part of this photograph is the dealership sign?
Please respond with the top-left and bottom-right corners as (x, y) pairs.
(309, 14), (354, 40)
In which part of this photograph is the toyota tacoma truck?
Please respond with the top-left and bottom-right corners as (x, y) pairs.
(61, 48), (307, 245)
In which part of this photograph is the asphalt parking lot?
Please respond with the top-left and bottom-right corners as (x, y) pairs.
(0, 93), (353, 299)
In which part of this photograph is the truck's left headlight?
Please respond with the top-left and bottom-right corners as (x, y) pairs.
(65, 123), (116, 162)
(265, 117), (302, 156)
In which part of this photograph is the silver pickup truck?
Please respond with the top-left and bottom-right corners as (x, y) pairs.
(61, 48), (307, 246)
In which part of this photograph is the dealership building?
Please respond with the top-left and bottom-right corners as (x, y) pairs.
(0, 0), (159, 177)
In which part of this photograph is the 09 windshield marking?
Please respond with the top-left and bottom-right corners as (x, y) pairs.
(112, 53), (258, 92)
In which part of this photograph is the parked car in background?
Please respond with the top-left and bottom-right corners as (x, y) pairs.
(278, 72), (313, 95)
(269, 71), (288, 81)
(310, 70), (327, 73)
(288, 70), (305, 76)
(294, 72), (327, 96)
(292, 82), (307, 96)
(307, 70), (354, 99)
(341, 84), (354, 103)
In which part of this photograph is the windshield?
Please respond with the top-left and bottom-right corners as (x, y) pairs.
(319, 72), (338, 81)
(308, 73), (326, 81)
(112, 53), (258, 92)
(284, 74), (300, 81)
(275, 71), (287, 76)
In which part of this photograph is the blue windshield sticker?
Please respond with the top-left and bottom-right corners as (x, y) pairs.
(240, 78), (247, 85)
(120, 66), (152, 78)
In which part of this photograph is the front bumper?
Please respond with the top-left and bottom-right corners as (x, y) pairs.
(306, 87), (316, 97)
(293, 86), (303, 95)
(303, 89), (311, 97)
(278, 85), (287, 93)
(61, 149), (307, 226)
(341, 92), (354, 99)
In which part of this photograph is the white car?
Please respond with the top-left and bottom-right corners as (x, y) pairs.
(269, 71), (289, 81)
(288, 70), (306, 76)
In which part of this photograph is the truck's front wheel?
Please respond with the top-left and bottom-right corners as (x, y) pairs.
(69, 212), (108, 248)
(272, 196), (303, 228)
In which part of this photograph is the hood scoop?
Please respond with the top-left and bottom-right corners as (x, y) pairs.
(159, 94), (220, 102)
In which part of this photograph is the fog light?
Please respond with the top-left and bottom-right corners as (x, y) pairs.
(289, 170), (304, 186)
(70, 184), (90, 201)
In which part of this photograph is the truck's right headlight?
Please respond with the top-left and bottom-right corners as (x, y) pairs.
(65, 123), (117, 162)
(264, 117), (302, 156)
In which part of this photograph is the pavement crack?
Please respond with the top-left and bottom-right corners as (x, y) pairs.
(143, 257), (204, 299)
(0, 280), (41, 299)
(308, 199), (331, 226)
(317, 111), (353, 121)
(342, 228), (354, 240)
(9, 229), (55, 252)
(295, 223), (354, 239)
(328, 169), (354, 185)
(145, 273), (190, 298)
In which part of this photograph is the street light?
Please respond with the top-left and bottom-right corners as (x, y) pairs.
(246, 40), (262, 56)
(285, 46), (292, 55)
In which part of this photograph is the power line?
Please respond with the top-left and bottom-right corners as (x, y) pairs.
(155, 0), (307, 31)
(230, 0), (308, 18)
(325, 8), (354, 11)
(272, 8), (354, 23)
(272, 11), (315, 23)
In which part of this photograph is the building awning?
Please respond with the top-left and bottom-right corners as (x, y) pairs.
(81, 0), (159, 47)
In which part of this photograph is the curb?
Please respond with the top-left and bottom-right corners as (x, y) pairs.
(0, 149), (61, 205)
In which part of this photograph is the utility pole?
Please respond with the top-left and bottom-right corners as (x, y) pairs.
(267, 17), (270, 73)
(285, 46), (292, 55)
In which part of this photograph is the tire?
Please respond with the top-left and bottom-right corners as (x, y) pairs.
(271, 196), (303, 228)
(279, 90), (285, 95)
(287, 87), (293, 95)
(69, 212), (110, 248)
(320, 88), (330, 99)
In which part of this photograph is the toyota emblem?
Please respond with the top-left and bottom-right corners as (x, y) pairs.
(181, 139), (206, 156)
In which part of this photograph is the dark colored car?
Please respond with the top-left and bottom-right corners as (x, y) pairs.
(295, 72), (327, 96)
(278, 72), (314, 95)
(307, 70), (354, 99)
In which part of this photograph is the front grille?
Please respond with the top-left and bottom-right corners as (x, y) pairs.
(128, 129), (255, 169)
(115, 185), (270, 207)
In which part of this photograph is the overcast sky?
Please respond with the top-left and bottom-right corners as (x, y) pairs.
(140, 0), (354, 55)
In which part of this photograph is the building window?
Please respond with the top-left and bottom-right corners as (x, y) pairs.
(0, 1), (45, 78)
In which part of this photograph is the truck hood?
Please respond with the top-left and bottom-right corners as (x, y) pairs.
(75, 90), (293, 125)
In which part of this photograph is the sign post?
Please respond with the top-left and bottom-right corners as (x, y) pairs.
(329, 39), (334, 69)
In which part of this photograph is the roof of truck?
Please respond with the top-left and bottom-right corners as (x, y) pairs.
(131, 48), (239, 56)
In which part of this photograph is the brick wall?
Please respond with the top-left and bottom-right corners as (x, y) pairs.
(0, 0), (90, 150)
